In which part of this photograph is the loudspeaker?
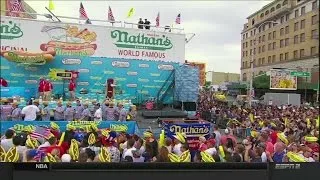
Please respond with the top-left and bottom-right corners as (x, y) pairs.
(183, 102), (197, 111)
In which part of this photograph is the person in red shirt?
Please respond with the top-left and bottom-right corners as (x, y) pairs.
(68, 79), (76, 100)
(220, 128), (237, 148)
(38, 77), (46, 98)
(0, 77), (8, 87)
(44, 79), (53, 100)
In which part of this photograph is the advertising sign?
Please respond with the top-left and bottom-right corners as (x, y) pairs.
(270, 69), (297, 90)
(1, 16), (185, 62)
(0, 121), (137, 134)
(187, 62), (206, 86)
(164, 122), (211, 150)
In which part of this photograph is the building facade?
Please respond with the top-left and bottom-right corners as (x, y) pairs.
(241, 0), (319, 82)
(206, 72), (240, 85)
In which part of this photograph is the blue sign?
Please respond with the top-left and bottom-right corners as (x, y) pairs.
(1, 121), (138, 134)
(164, 122), (211, 150)
(0, 87), (36, 99)
(1, 55), (179, 104)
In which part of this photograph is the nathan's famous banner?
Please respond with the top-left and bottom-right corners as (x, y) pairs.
(1, 16), (185, 62)
(270, 69), (297, 90)
(187, 62), (206, 86)
(164, 122), (211, 150)
(0, 121), (137, 134)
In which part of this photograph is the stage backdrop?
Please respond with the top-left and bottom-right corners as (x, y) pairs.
(1, 55), (178, 103)
(1, 16), (185, 62)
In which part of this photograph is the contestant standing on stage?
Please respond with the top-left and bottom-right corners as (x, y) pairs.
(68, 79), (76, 100)
(0, 77), (8, 87)
(38, 77), (46, 98)
(44, 79), (53, 100)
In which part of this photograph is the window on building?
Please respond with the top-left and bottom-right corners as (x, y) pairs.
(242, 62), (245, 68)
(258, 58), (261, 65)
(312, 1), (317, 10)
(286, 14), (290, 22)
(254, 29), (256, 35)
(301, 6), (306, 15)
(245, 61), (248, 68)
(246, 42), (248, 48)
(285, 26), (289, 34)
(271, 7), (275, 12)
(269, 22), (272, 28)
(272, 55), (276, 62)
(265, 10), (269, 15)
(262, 35), (265, 42)
(280, 28), (284, 36)
(260, 13), (264, 18)
(242, 73), (247, 81)
(268, 33), (272, 40)
(243, 42), (245, 48)
(268, 43), (272, 50)
(254, 48), (256, 55)
(280, 53), (284, 61)
(262, 24), (266, 31)
(293, 50), (298, 58)
(300, 49), (305, 57)
(259, 36), (261, 43)
(280, 39), (284, 48)
(276, 4), (281, 9)
(250, 40), (252, 46)
(259, 26), (262, 33)
(283, 0), (288, 5)
(294, 22), (299, 31)
(262, 45), (265, 52)
(301, 19), (305, 29)
(300, 33), (305, 42)
(246, 51), (248, 56)
(295, 10), (299, 18)
(312, 29), (318, 39)
(285, 38), (289, 46)
(273, 42), (276, 49)
(246, 33), (248, 38)
(281, 16), (284, 23)
(243, 34), (245, 40)
(273, 31), (276, 39)
(311, 46), (317, 55)
(312, 15), (318, 25)
(262, 57), (265, 64)
(242, 51), (245, 57)
(250, 31), (253, 36)
(294, 35), (299, 44)
(250, 49), (252, 55)
(258, 47), (261, 53)
(285, 52), (289, 60)
(268, 56), (271, 63)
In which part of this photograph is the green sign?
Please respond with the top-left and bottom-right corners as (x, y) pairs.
(0, 21), (23, 39)
(111, 30), (173, 51)
(290, 71), (311, 77)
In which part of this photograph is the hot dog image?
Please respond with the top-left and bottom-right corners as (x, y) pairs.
(40, 25), (97, 56)
(0, 50), (56, 65)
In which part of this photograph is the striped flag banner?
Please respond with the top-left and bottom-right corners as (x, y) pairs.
(30, 126), (51, 140)
(79, 2), (88, 19)
(108, 6), (115, 22)
(156, 12), (160, 27)
(175, 13), (181, 24)
(7, 0), (24, 17)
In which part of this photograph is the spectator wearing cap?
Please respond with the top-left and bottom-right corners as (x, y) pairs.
(221, 128), (237, 148)
(9, 102), (22, 121)
(81, 103), (92, 121)
(204, 138), (217, 156)
(143, 131), (158, 158)
(64, 102), (75, 121)
(172, 132), (186, 156)
(1, 129), (15, 151)
(54, 101), (65, 121)
(41, 102), (51, 121)
(74, 99), (84, 120)
(93, 103), (102, 121)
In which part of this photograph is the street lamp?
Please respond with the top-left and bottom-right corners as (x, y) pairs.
(248, 20), (279, 108)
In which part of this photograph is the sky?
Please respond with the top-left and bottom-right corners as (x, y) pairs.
(25, 0), (272, 74)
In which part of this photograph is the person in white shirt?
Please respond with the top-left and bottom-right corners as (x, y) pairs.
(132, 150), (145, 162)
(93, 103), (102, 121)
(1, 129), (15, 152)
(172, 133), (186, 156)
(213, 125), (221, 147)
(122, 139), (136, 159)
(21, 100), (40, 121)
(204, 138), (217, 156)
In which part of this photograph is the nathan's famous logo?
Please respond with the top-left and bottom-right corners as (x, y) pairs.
(110, 124), (128, 132)
(0, 21), (23, 39)
(40, 25), (97, 56)
(169, 125), (210, 137)
(111, 30), (173, 51)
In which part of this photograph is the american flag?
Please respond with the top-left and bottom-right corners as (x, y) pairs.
(8, 0), (24, 17)
(175, 13), (181, 24)
(156, 12), (160, 27)
(79, 2), (88, 19)
(30, 126), (51, 140)
(108, 6), (115, 22)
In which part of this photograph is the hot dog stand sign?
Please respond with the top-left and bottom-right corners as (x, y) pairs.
(40, 25), (97, 56)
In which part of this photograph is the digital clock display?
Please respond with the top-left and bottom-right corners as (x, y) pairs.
(56, 72), (72, 79)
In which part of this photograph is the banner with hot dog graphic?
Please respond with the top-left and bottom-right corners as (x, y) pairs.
(1, 16), (185, 62)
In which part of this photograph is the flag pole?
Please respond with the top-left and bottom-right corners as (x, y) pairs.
(45, 7), (61, 22)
